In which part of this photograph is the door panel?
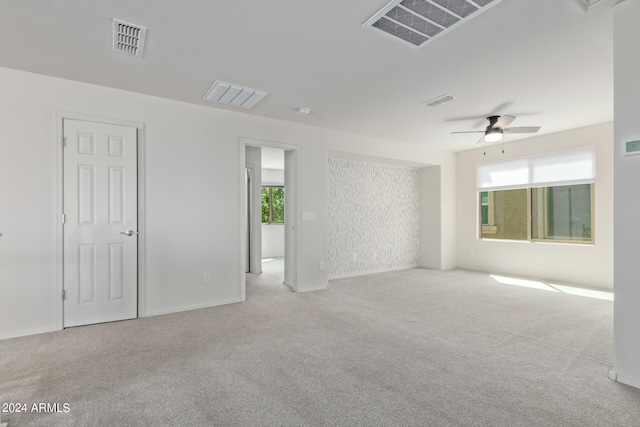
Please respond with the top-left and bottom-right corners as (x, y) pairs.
(284, 150), (297, 290)
(63, 119), (138, 327)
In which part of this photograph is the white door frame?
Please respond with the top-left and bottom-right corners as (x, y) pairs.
(244, 163), (259, 273)
(239, 137), (301, 299)
(54, 111), (146, 330)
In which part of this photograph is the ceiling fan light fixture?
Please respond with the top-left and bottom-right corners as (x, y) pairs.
(484, 128), (503, 143)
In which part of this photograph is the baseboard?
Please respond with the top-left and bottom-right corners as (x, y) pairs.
(142, 297), (243, 317)
(614, 372), (640, 390)
(328, 264), (419, 280)
(0, 325), (59, 341)
(283, 281), (328, 292)
(298, 283), (329, 293)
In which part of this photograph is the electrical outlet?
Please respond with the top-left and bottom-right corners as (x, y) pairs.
(319, 261), (325, 271)
(202, 272), (211, 284)
(352, 253), (357, 261)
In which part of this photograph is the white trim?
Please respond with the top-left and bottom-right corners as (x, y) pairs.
(297, 283), (329, 293)
(615, 373), (640, 389)
(142, 298), (243, 317)
(328, 264), (419, 280)
(55, 111), (146, 328)
(0, 326), (59, 341)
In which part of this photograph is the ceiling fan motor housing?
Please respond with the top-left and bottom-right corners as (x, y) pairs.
(487, 115), (501, 128)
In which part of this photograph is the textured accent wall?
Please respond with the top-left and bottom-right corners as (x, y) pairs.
(328, 158), (419, 278)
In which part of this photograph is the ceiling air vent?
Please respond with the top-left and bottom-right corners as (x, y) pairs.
(113, 19), (147, 57)
(577, 0), (620, 9)
(203, 81), (269, 109)
(423, 94), (456, 107)
(365, 0), (504, 47)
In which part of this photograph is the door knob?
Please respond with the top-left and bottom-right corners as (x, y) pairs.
(120, 230), (138, 237)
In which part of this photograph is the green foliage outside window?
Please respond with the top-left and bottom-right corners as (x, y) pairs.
(261, 187), (285, 224)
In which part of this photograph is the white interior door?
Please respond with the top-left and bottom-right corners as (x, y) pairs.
(63, 119), (138, 327)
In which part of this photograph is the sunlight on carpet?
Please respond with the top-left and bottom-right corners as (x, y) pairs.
(490, 274), (613, 301)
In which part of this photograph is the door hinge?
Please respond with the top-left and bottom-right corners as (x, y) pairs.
(61, 137), (67, 147)
(61, 213), (66, 224)
(61, 290), (66, 300)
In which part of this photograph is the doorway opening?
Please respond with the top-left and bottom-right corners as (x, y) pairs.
(241, 139), (299, 300)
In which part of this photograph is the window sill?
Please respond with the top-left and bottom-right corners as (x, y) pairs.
(481, 225), (498, 235)
(479, 237), (594, 246)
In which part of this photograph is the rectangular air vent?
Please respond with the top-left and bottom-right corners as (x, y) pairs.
(203, 81), (269, 109)
(578, 0), (616, 9)
(113, 19), (147, 57)
(365, 0), (503, 47)
(423, 94), (456, 107)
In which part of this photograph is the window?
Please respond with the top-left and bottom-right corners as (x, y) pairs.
(479, 185), (593, 242)
(477, 148), (595, 244)
(480, 188), (529, 240)
(480, 192), (489, 225)
(531, 184), (592, 241)
(261, 186), (284, 224)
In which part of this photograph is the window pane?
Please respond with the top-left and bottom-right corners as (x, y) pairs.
(480, 192), (489, 225)
(532, 184), (592, 241)
(480, 189), (528, 240)
(261, 187), (270, 223)
(271, 187), (285, 223)
(481, 205), (489, 225)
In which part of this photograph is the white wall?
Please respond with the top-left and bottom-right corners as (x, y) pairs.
(419, 166), (441, 269)
(0, 66), (452, 339)
(418, 152), (457, 270)
(613, 0), (640, 389)
(456, 122), (614, 290)
(262, 225), (284, 258)
(327, 159), (419, 278)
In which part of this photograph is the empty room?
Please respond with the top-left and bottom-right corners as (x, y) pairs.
(1, 0), (640, 426)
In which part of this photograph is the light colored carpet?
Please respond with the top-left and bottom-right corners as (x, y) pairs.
(1, 262), (639, 426)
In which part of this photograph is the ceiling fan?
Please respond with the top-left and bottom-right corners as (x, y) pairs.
(452, 115), (541, 144)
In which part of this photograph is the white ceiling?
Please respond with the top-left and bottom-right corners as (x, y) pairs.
(0, 0), (614, 152)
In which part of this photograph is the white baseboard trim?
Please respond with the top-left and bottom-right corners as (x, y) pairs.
(615, 372), (640, 390)
(283, 281), (328, 293)
(298, 283), (329, 293)
(0, 325), (59, 341)
(328, 264), (419, 280)
(142, 297), (243, 318)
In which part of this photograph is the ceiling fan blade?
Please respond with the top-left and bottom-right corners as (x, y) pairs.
(451, 131), (485, 134)
(503, 126), (541, 134)
(493, 115), (516, 129)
